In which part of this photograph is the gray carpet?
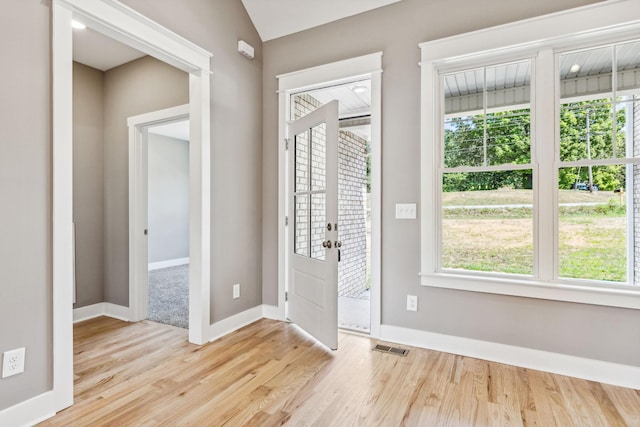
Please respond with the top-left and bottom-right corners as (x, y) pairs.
(148, 264), (189, 328)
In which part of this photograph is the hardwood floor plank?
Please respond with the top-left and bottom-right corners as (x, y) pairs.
(39, 317), (640, 427)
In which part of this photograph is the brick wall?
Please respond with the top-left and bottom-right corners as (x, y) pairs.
(293, 93), (369, 297)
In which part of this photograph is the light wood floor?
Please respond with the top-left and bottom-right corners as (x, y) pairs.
(40, 317), (640, 426)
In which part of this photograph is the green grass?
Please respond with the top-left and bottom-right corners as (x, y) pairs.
(442, 189), (619, 206)
(558, 216), (626, 282)
(441, 191), (627, 281)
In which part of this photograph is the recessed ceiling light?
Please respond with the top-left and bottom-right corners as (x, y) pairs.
(71, 20), (87, 30)
(569, 64), (581, 73)
(352, 85), (367, 94)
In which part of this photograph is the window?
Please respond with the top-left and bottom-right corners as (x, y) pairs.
(441, 61), (533, 276)
(420, 1), (640, 308)
(557, 42), (640, 284)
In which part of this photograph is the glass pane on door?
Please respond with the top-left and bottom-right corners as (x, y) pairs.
(311, 123), (327, 191)
(294, 194), (309, 256)
(311, 193), (326, 261)
(295, 130), (310, 193)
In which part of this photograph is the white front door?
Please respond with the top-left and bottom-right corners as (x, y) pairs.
(287, 100), (340, 350)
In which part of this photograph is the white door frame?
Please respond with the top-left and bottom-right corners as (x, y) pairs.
(127, 104), (190, 324)
(277, 52), (383, 337)
(48, 0), (212, 422)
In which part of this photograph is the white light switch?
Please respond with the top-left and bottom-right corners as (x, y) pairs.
(395, 203), (417, 219)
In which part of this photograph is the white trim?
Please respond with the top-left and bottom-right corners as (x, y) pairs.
(128, 104), (190, 324)
(57, 0), (210, 72)
(420, 273), (640, 310)
(0, 391), (57, 427)
(208, 306), (264, 342)
(262, 304), (283, 320)
(277, 52), (383, 339)
(418, 0), (640, 63)
(50, 1), (75, 419)
(419, 0), (640, 308)
(148, 257), (190, 271)
(73, 303), (131, 323)
(277, 52), (383, 92)
(380, 324), (640, 389)
(50, 1), (212, 424)
(127, 104), (190, 128)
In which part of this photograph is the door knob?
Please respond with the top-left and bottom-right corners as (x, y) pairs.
(322, 240), (332, 248)
(334, 241), (342, 248)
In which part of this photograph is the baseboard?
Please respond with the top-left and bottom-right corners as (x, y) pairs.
(208, 305), (264, 342)
(0, 389), (62, 427)
(380, 324), (640, 389)
(148, 257), (189, 271)
(262, 304), (283, 320)
(73, 303), (130, 323)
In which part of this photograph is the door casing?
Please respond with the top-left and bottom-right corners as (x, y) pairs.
(277, 53), (383, 337)
(49, 0), (212, 421)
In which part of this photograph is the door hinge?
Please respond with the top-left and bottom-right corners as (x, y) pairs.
(285, 291), (288, 302)
(285, 216), (289, 226)
(285, 138), (290, 151)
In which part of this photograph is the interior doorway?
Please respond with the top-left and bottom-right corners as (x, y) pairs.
(127, 106), (191, 328)
(146, 119), (190, 328)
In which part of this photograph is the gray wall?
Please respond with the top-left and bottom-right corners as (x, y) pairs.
(0, 0), (52, 411)
(1, 0), (262, 412)
(73, 62), (105, 308)
(262, 0), (640, 367)
(103, 56), (189, 306)
(120, 0), (264, 323)
(147, 133), (189, 264)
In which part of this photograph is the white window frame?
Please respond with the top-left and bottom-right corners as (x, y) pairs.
(420, 0), (640, 309)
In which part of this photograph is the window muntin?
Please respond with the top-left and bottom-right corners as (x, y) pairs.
(441, 60), (533, 276)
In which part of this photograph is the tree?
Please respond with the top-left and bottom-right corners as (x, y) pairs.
(443, 109), (531, 191)
(443, 99), (627, 192)
(558, 100), (626, 190)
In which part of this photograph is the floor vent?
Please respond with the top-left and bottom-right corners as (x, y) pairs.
(372, 344), (409, 356)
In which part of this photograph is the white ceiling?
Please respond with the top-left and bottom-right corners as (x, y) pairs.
(241, 0), (404, 41)
(148, 120), (190, 141)
(72, 1), (404, 69)
(73, 26), (146, 71)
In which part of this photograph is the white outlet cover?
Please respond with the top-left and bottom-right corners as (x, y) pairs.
(407, 295), (418, 312)
(395, 203), (417, 219)
(2, 347), (25, 378)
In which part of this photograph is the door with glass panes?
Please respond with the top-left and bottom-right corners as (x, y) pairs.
(287, 100), (339, 350)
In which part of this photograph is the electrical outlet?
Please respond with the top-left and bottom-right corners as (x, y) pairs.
(2, 347), (25, 378)
(233, 283), (240, 299)
(407, 295), (418, 312)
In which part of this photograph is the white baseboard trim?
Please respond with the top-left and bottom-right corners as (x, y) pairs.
(208, 305), (264, 343)
(148, 257), (189, 271)
(73, 303), (130, 323)
(0, 389), (60, 427)
(262, 304), (283, 320)
(380, 324), (640, 389)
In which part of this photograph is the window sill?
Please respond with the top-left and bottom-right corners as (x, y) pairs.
(420, 272), (640, 310)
